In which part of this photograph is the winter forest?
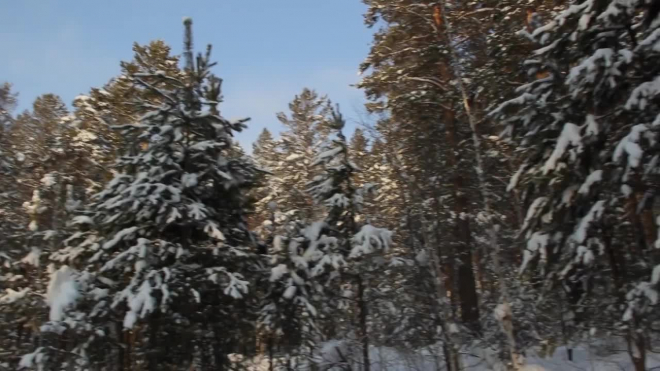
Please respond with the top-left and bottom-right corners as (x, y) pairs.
(2, 0), (660, 370)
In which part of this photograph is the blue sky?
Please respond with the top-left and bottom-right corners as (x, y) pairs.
(0, 1), (375, 150)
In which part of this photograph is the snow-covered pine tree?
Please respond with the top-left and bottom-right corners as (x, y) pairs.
(71, 39), (184, 189)
(258, 205), (316, 371)
(20, 19), (259, 371)
(491, 0), (660, 368)
(359, 2), (489, 342)
(0, 82), (18, 244)
(305, 106), (392, 371)
(259, 106), (394, 371)
(274, 88), (333, 221)
(0, 93), (102, 368)
(252, 91), (337, 370)
(250, 128), (285, 236)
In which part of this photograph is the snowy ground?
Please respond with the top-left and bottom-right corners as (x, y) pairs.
(233, 340), (660, 371)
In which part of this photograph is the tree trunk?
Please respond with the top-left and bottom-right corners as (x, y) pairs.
(627, 320), (646, 371)
(115, 321), (125, 371)
(443, 106), (481, 330)
(431, 2), (522, 367)
(268, 335), (274, 371)
(213, 326), (227, 371)
(356, 274), (370, 371)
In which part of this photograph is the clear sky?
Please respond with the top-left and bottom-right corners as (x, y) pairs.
(0, 0), (374, 150)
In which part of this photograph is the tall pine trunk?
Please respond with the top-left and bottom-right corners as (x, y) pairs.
(356, 274), (370, 371)
(432, 2), (523, 367)
(441, 103), (481, 330)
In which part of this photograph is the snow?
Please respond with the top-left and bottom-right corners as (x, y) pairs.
(576, 245), (595, 265)
(326, 193), (350, 208)
(566, 48), (615, 86)
(350, 224), (393, 258)
(19, 349), (44, 369)
(73, 129), (97, 142)
(124, 280), (155, 329)
(507, 165), (524, 191)
(46, 265), (80, 321)
(103, 226), (138, 249)
(533, 40), (559, 56)
(230, 340), (660, 371)
(89, 287), (109, 300)
(543, 123), (581, 174)
(188, 202), (208, 220)
(223, 273), (249, 299)
(613, 124), (647, 168)
(584, 114), (598, 136)
(578, 13), (591, 30)
(273, 235), (284, 251)
(621, 184), (632, 197)
(71, 215), (94, 225)
(21, 247), (42, 267)
(521, 197), (548, 232)
(191, 288), (201, 303)
(415, 249), (429, 266)
(521, 232), (549, 273)
(626, 76), (660, 110)
(285, 153), (303, 161)
(598, 0), (638, 22)
(40, 172), (57, 187)
(181, 172), (198, 188)
(489, 93), (535, 117)
(0, 287), (30, 304)
(578, 170), (603, 194)
(653, 264), (660, 284)
(313, 146), (343, 166)
(304, 221), (325, 242)
(493, 302), (511, 321)
(270, 264), (288, 282)
(204, 222), (226, 241)
(572, 200), (605, 243)
(283, 285), (297, 299)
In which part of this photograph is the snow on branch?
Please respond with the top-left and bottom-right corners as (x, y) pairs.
(350, 224), (393, 258)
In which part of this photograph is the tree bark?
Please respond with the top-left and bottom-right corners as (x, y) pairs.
(356, 274), (370, 371)
(442, 106), (481, 330)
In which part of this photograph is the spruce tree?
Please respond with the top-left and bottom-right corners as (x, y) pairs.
(306, 106), (392, 371)
(491, 0), (660, 368)
(251, 128), (284, 234)
(20, 19), (259, 371)
(275, 88), (332, 221)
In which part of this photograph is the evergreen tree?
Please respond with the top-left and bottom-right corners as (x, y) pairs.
(20, 19), (259, 371)
(0, 82), (18, 238)
(275, 88), (332, 221)
(492, 0), (660, 368)
(259, 107), (392, 371)
(305, 106), (392, 371)
(250, 128), (283, 234)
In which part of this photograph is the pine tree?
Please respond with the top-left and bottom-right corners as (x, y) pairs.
(359, 2), (486, 340)
(0, 82), (18, 238)
(251, 128), (284, 234)
(259, 106), (393, 371)
(20, 19), (260, 371)
(0, 90), (106, 368)
(491, 0), (660, 368)
(305, 106), (392, 371)
(71, 40), (184, 188)
(275, 88), (332, 221)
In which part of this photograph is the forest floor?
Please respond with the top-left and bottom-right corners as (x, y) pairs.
(234, 339), (660, 371)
